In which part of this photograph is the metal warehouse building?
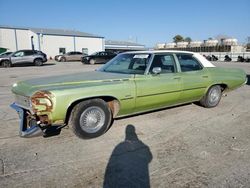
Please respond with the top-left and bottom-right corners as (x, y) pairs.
(0, 25), (104, 58)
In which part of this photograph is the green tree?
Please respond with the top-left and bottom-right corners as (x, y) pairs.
(173, 35), (184, 43)
(184, 37), (192, 43)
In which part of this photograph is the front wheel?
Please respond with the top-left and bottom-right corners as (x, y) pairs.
(2, 60), (12, 68)
(69, 99), (112, 139)
(89, 59), (96, 65)
(200, 85), (222, 108)
(60, 57), (66, 62)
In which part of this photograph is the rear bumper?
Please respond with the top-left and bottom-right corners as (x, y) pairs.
(10, 103), (43, 137)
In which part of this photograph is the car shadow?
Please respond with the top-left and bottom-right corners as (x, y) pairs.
(11, 63), (56, 67)
(0, 63), (56, 68)
(103, 124), (152, 188)
(42, 125), (66, 138)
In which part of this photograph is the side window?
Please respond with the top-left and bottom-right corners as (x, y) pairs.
(150, 54), (176, 73)
(177, 54), (202, 72)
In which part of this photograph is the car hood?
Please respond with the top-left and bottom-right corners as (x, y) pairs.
(12, 71), (133, 96)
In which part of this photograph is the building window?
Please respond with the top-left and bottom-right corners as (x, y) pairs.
(59, 48), (66, 54)
(82, 48), (88, 55)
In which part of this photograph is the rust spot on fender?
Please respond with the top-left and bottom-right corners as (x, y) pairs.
(31, 91), (53, 113)
(108, 100), (120, 118)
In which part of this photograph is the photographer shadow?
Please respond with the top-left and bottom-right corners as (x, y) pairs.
(103, 124), (152, 188)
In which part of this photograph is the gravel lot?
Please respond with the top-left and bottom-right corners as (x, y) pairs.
(0, 61), (250, 187)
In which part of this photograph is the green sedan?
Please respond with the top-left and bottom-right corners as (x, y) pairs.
(11, 51), (247, 139)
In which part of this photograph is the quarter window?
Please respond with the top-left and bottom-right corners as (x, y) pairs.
(150, 54), (176, 73)
(176, 54), (202, 72)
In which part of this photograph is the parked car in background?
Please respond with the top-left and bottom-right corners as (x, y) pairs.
(224, 55), (232, 62)
(0, 50), (47, 67)
(205, 55), (218, 61)
(0, 51), (13, 57)
(10, 51), (247, 139)
(0, 51), (13, 67)
(55, 51), (85, 62)
(237, 56), (245, 62)
(81, 51), (116, 64)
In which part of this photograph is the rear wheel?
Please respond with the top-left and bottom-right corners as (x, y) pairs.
(200, 85), (222, 108)
(34, 59), (43, 66)
(69, 99), (112, 139)
(2, 60), (12, 68)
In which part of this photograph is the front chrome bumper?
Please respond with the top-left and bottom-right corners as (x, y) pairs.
(10, 103), (43, 137)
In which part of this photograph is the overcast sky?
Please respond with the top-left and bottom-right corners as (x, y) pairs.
(0, 0), (249, 47)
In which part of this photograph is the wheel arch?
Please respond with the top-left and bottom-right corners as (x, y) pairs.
(218, 83), (228, 92)
(64, 96), (120, 125)
(33, 57), (43, 63)
(206, 83), (228, 93)
(1, 59), (11, 67)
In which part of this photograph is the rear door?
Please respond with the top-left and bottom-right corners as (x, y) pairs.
(24, 50), (36, 63)
(135, 53), (182, 112)
(175, 53), (210, 103)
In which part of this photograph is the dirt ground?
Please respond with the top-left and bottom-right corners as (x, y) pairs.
(0, 61), (249, 188)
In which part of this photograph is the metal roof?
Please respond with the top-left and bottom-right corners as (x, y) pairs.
(105, 40), (145, 47)
(0, 25), (103, 38)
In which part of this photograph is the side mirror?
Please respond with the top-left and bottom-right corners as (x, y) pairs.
(152, 67), (162, 74)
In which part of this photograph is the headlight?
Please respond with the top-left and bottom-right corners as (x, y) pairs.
(31, 91), (53, 113)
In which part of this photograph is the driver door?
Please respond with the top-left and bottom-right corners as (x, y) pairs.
(10, 51), (26, 64)
(134, 54), (182, 112)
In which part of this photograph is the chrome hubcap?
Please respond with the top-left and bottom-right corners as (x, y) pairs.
(79, 106), (105, 133)
(209, 88), (220, 104)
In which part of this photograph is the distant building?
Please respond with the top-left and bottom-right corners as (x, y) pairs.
(105, 40), (146, 52)
(0, 25), (104, 58)
(156, 38), (245, 53)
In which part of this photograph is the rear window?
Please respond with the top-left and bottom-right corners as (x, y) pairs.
(24, 51), (35, 56)
(176, 54), (202, 72)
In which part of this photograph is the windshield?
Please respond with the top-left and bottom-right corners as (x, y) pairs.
(91, 52), (98, 56)
(99, 53), (152, 74)
(0, 52), (12, 57)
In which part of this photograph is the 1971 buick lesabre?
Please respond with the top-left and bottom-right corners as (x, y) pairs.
(10, 51), (247, 139)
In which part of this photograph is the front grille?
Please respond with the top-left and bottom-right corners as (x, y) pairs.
(15, 95), (31, 108)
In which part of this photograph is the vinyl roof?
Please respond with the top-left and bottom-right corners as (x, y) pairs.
(0, 25), (103, 38)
